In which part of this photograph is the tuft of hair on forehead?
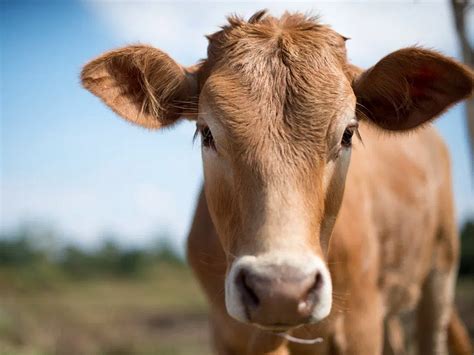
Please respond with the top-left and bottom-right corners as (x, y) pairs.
(223, 9), (320, 31)
(248, 9), (268, 23)
(203, 9), (346, 71)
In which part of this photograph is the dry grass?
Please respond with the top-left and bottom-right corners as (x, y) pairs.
(0, 263), (210, 355)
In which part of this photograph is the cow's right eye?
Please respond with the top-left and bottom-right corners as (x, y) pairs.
(200, 125), (215, 150)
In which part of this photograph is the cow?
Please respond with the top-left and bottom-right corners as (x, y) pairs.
(81, 11), (473, 355)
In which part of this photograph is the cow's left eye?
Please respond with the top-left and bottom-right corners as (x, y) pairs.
(341, 127), (354, 147)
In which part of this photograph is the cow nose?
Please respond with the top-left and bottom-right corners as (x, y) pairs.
(236, 266), (324, 327)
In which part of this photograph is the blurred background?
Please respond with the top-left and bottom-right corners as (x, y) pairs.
(1, 1), (473, 354)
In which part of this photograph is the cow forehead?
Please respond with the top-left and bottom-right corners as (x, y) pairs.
(199, 14), (354, 169)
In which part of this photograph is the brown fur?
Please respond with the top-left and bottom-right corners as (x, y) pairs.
(81, 11), (474, 355)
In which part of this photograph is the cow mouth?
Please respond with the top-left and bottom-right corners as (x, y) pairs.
(251, 320), (309, 332)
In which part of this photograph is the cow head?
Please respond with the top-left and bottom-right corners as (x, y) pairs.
(81, 11), (473, 330)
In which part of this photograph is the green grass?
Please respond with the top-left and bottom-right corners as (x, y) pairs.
(455, 277), (474, 337)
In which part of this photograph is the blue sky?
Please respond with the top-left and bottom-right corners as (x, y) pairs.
(1, 0), (473, 250)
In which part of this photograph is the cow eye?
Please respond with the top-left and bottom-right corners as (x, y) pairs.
(200, 125), (215, 150)
(341, 127), (354, 147)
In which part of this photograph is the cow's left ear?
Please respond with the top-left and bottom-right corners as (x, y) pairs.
(353, 48), (473, 130)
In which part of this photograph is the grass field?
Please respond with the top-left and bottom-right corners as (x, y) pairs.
(0, 263), (210, 355)
(0, 263), (473, 355)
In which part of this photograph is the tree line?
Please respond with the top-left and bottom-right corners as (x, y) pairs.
(0, 225), (184, 282)
(0, 219), (473, 282)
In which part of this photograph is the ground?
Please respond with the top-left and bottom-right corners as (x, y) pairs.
(0, 264), (472, 355)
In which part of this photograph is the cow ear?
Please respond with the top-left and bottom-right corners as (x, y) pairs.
(353, 48), (473, 131)
(81, 45), (198, 129)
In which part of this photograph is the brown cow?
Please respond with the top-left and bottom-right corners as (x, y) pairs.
(81, 11), (473, 355)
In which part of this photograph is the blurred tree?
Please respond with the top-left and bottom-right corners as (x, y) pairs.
(60, 245), (95, 278)
(96, 238), (122, 271)
(451, 0), (474, 171)
(152, 239), (183, 265)
(459, 218), (474, 276)
(0, 223), (56, 266)
(117, 249), (147, 275)
(0, 236), (41, 266)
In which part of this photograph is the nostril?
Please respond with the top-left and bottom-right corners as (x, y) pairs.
(314, 271), (323, 290)
(297, 271), (324, 317)
(305, 271), (324, 300)
(237, 269), (260, 309)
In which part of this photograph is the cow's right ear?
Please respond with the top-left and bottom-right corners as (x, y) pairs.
(81, 45), (198, 129)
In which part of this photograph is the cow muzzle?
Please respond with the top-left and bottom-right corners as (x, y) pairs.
(225, 254), (332, 330)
